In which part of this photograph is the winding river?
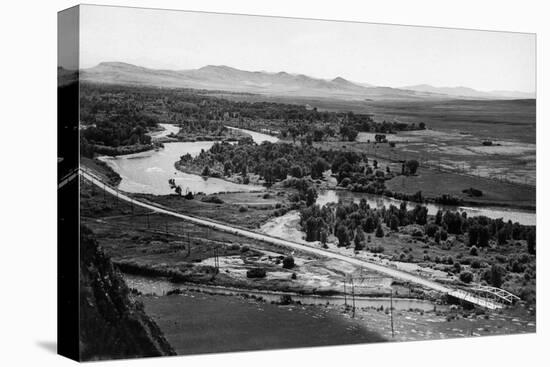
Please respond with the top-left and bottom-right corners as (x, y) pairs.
(99, 124), (275, 195)
(101, 123), (535, 225)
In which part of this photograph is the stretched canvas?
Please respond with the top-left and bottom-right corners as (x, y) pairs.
(58, 4), (536, 361)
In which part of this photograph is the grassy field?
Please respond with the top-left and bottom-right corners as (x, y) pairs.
(385, 167), (535, 209)
(135, 190), (287, 230)
(311, 139), (535, 208)
(140, 291), (385, 355)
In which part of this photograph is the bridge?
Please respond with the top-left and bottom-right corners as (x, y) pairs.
(79, 166), (512, 311)
(469, 285), (521, 305)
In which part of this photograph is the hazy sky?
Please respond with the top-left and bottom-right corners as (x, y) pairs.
(79, 5), (535, 92)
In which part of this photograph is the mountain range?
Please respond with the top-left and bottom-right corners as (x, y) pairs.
(72, 62), (535, 101)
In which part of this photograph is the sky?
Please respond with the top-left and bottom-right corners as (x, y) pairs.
(78, 4), (536, 93)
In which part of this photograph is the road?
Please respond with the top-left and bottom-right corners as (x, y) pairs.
(80, 167), (502, 310)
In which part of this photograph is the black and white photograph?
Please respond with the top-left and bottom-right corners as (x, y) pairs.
(55, 4), (541, 361)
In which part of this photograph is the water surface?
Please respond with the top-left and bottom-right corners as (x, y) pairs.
(100, 125), (276, 195)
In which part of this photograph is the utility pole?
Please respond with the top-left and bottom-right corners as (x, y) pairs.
(351, 277), (356, 318)
(390, 288), (395, 338)
(343, 278), (347, 307)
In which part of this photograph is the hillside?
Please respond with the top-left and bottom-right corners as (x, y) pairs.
(79, 226), (175, 361)
(80, 62), (449, 101)
(403, 84), (535, 100)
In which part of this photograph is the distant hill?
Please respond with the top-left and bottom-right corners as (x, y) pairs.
(79, 62), (534, 101)
(403, 84), (535, 100)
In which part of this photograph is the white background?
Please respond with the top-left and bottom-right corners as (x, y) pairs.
(0, 0), (546, 366)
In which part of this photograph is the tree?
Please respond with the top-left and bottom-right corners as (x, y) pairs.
(174, 185), (182, 196)
(389, 215), (399, 231)
(468, 225), (479, 246)
(311, 158), (329, 179)
(282, 256), (295, 269)
(246, 268), (266, 278)
(413, 205), (428, 225)
(497, 228), (508, 246)
(201, 165), (211, 176)
(483, 264), (505, 288)
(335, 225), (350, 247)
(223, 161), (233, 176)
(404, 160), (419, 175)
(459, 271), (473, 283)
(425, 224), (438, 237)
(478, 226), (490, 247)
(443, 211), (463, 235)
(375, 224), (384, 238)
(289, 165), (303, 178)
(469, 245), (478, 256)
(363, 217), (375, 233)
(435, 210), (443, 225)
(305, 187), (318, 207)
(320, 230), (328, 247)
(354, 228), (366, 251)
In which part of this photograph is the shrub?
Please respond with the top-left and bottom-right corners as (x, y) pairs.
(282, 256), (295, 269)
(469, 246), (478, 256)
(246, 268), (266, 278)
(412, 229), (423, 238)
(238, 205), (248, 212)
(462, 188), (483, 197)
(291, 273), (297, 280)
(482, 264), (505, 288)
(201, 195), (224, 204)
(459, 271), (474, 283)
(425, 224), (438, 237)
(405, 160), (419, 175)
(369, 245), (385, 254)
(279, 295), (293, 305)
(440, 230), (448, 241)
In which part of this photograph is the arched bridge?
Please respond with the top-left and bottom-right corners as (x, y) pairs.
(469, 285), (521, 305)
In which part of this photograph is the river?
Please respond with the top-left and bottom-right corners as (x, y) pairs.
(100, 123), (534, 225)
(99, 124), (277, 195)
